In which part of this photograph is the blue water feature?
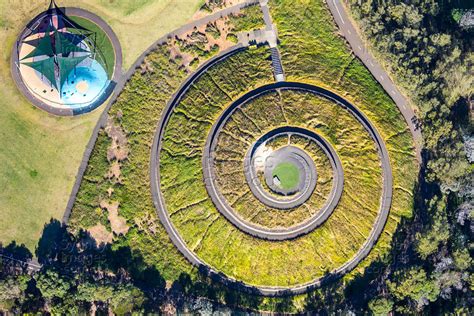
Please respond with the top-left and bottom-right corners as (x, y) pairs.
(60, 59), (110, 108)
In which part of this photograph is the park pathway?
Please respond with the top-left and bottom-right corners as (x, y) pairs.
(327, 0), (422, 161)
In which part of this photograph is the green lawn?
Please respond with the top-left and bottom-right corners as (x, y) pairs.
(272, 162), (300, 190)
(70, 16), (115, 78)
(0, 0), (202, 251)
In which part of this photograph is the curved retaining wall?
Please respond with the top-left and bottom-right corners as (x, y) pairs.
(150, 46), (393, 295)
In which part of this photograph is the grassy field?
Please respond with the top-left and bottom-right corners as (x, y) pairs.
(59, 0), (205, 68)
(69, 5), (267, 279)
(273, 162), (299, 190)
(163, 83), (382, 286)
(0, 0), (202, 251)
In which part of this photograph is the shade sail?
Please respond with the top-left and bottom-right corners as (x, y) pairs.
(54, 30), (89, 56)
(21, 57), (58, 90)
(24, 31), (88, 48)
(21, 25), (55, 60)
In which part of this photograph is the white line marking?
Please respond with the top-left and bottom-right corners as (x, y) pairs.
(358, 45), (362, 50)
(347, 30), (351, 35)
(380, 75), (384, 81)
(333, 0), (345, 24)
(391, 90), (396, 95)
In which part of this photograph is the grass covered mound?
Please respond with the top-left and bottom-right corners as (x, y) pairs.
(214, 93), (335, 229)
(69, 4), (271, 281)
(68, 0), (417, 306)
(162, 68), (384, 287)
(270, 0), (417, 279)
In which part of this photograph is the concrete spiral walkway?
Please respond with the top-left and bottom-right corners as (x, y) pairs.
(204, 100), (344, 240)
(59, 0), (414, 296)
(150, 46), (393, 294)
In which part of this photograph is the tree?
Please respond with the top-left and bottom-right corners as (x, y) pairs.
(110, 284), (145, 315)
(0, 275), (30, 312)
(35, 269), (72, 301)
(387, 268), (440, 310)
(368, 297), (394, 316)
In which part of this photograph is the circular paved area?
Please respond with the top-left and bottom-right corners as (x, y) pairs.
(11, 7), (122, 116)
(263, 145), (314, 196)
(150, 48), (393, 295)
(244, 128), (324, 211)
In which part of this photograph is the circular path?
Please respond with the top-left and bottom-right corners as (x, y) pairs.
(11, 7), (122, 116)
(150, 47), (393, 295)
(206, 122), (343, 240)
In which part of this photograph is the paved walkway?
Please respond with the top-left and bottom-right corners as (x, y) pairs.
(64, 0), (405, 296)
(0, 254), (41, 272)
(327, 0), (422, 161)
(204, 102), (344, 240)
(150, 46), (393, 293)
(259, 0), (285, 81)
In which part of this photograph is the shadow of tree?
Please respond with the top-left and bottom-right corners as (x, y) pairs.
(0, 240), (33, 274)
(339, 156), (436, 312)
(2, 156), (437, 314)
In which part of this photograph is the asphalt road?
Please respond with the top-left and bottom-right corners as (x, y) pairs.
(327, 0), (422, 161)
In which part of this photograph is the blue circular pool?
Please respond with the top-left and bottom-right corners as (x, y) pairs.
(60, 59), (110, 108)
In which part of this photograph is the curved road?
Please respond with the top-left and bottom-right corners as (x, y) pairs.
(150, 47), (393, 294)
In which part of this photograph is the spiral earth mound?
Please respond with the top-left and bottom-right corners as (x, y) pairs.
(151, 48), (392, 295)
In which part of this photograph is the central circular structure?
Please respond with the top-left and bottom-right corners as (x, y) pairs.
(150, 48), (393, 296)
(270, 161), (300, 192)
(206, 119), (344, 239)
(264, 146), (313, 196)
(242, 129), (325, 211)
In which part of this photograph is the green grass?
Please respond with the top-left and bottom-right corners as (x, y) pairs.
(0, 0), (202, 251)
(69, 16), (115, 78)
(228, 4), (266, 32)
(65, 0), (417, 311)
(60, 0), (205, 68)
(270, 0), (417, 283)
(98, 0), (157, 16)
(163, 85), (381, 287)
(272, 162), (300, 190)
(70, 6), (269, 281)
